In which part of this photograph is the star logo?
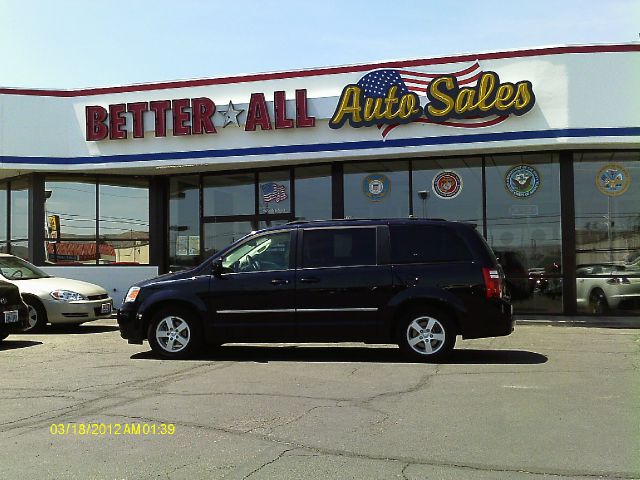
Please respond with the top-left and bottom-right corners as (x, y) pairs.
(218, 101), (244, 128)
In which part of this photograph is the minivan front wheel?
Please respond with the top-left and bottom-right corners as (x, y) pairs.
(148, 309), (202, 359)
(397, 308), (456, 362)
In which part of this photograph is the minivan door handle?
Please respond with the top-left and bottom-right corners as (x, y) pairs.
(299, 277), (320, 284)
(271, 278), (289, 286)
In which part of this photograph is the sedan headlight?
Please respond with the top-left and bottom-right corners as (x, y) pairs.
(50, 290), (87, 302)
(124, 286), (141, 303)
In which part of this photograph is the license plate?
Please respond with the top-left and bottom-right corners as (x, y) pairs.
(4, 310), (19, 324)
(101, 303), (112, 314)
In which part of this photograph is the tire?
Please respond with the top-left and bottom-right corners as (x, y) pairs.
(23, 297), (47, 332)
(589, 289), (610, 314)
(396, 307), (456, 362)
(147, 308), (203, 359)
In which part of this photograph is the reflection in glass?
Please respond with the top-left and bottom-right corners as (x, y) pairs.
(8, 240), (29, 261)
(574, 152), (640, 316)
(169, 176), (200, 270)
(412, 157), (483, 227)
(0, 183), (6, 242)
(203, 173), (255, 216)
(344, 161), (409, 218)
(294, 165), (332, 221)
(258, 171), (291, 215)
(203, 222), (253, 260)
(11, 179), (29, 244)
(44, 179), (96, 240)
(98, 240), (149, 265)
(99, 180), (149, 241)
(45, 241), (97, 265)
(485, 154), (562, 314)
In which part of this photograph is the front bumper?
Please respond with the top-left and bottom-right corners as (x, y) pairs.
(44, 297), (114, 324)
(117, 306), (145, 344)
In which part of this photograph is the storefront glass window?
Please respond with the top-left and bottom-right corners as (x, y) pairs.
(203, 221), (253, 260)
(485, 154), (562, 314)
(412, 157), (483, 228)
(294, 165), (332, 221)
(11, 177), (31, 260)
(99, 179), (149, 265)
(574, 152), (640, 316)
(45, 178), (96, 265)
(344, 161), (409, 218)
(45, 179), (96, 241)
(258, 170), (291, 215)
(203, 173), (255, 217)
(169, 176), (200, 271)
(0, 183), (6, 244)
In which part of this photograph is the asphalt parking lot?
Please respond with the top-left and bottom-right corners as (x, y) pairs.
(0, 320), (638, 480)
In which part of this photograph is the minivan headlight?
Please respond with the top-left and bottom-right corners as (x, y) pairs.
(124, 287), (141, 303)
(50, 290), (86, 302)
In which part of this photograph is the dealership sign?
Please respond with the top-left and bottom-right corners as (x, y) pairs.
(85, 63), (535, 142)
(85, 90), (315, 141)
(329, 63), (536, 138)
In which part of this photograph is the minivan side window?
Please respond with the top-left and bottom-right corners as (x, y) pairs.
(302, 228), (376, 268)
(221, 231), (291, 273)
(390, 225), (473, 264)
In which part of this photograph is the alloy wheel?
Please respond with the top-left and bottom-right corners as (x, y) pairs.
(155, 315), (191, 353)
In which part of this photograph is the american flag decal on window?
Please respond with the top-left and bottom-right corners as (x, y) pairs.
(261, 183), (288, 203)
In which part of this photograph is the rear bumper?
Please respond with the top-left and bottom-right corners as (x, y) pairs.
(1, 305), (29, 334)
(117, 307), (145, 344)
(461, 298), (514, 339)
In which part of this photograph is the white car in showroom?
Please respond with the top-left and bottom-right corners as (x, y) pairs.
(0, 253), (113, 331)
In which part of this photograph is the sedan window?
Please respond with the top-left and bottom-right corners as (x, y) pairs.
(0, 256), (50, 280)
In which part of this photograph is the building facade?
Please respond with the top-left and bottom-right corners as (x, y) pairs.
(1, 44), (639, 318)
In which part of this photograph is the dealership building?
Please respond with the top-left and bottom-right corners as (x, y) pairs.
(0, 43), (639, 318)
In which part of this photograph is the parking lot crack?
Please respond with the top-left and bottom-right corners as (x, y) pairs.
(241, 447), (296, 480)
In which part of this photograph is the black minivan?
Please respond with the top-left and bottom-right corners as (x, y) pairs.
(118, 219), (513, 361)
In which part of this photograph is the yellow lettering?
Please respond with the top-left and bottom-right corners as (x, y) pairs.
(363, 96), (385, 122)
(494, 84), (516, 111)
(384, 86), (400, 118)
(427, 77), (455, 118)
(455, 89), (476, 114)
(399, 94), (421, 119)
(476, 73), (497, 111)
(514, 82), (532, 110)
(329, 85), (362, 126)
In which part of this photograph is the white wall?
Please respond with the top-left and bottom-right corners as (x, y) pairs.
(40, 266), (159, 307)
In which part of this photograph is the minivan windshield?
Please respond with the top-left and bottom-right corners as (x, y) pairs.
(0, 256), (51, 280)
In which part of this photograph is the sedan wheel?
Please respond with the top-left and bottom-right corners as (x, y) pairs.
(148, 309), (202, 359)
(23, 299), (46, 332)
(397, 308), (456, 362)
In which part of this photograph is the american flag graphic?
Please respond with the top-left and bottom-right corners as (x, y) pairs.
(261, 183), (288, 203)
(355, 61), (508, 139)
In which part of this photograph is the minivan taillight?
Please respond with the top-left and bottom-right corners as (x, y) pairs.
(482, 268), (503, 299)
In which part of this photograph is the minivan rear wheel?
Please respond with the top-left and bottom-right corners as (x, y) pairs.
(397, 308), (456, 362)
(147, 308), (203, 359)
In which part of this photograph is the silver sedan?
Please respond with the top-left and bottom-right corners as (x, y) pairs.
(0, 254), (113, 331)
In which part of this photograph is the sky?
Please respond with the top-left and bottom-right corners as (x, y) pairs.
(0, 0), (638, 89)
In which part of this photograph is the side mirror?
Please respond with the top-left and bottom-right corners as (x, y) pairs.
(211, 259), (224, 277)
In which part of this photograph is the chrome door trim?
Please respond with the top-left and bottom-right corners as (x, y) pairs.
(216, 307), (379, 314)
